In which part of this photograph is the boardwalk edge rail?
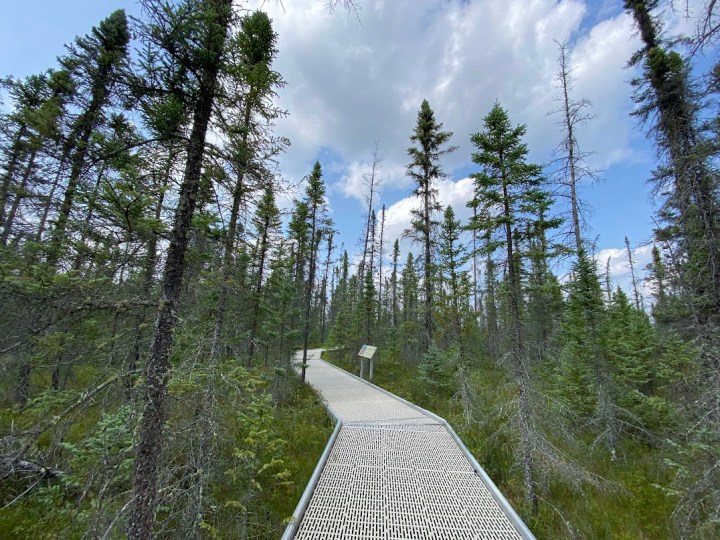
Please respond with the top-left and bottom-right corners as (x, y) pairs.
(282, 352), (536, 540)
(280, 409), (341, 540)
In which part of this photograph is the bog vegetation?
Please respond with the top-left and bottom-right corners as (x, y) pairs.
(0, 0), (719, 538)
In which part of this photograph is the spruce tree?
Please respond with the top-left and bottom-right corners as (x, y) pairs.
(525, 192), (564, 363)
(390, 239), (400, 328)
(319, 232), (335, 342)
(469, 102), (549, 514)
(484, 255), (500, 360)
(248, 184), (282, 359)
(625, 0), (720, 326)
(0, 71), (73, 245)
(406, 99), (456, 353)
(625, 2), (720, 530)
(129, 1), (234, 536)
(438, 205), (470, 355)
(47, 9), (130, 268)
(559, 252), (618, 459)
(300, 162), (329, 382)
(553, 40), (597, 259)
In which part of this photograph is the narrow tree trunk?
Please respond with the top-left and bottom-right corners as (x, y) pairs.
(128, 3), (231, 536)
(301, 230), (320, 382)
(248, 214), (271, 359)
(72, 164), (108, 271)
(625, 236), (643, 310)
(377, 205), (385, 322)
(319, 232), (334, 342)
(557, 41), (584, 257)
(127, 167), (168, 395)
(15, 362), (31, 407)
(358, 144), (381, 297)
(391, 242), (399, 328)
(605, 256), (613, 305)
(210, 177), (245, 364)
(35, 165), (66, 243)
(47, 77), (112, 268)
(423, 179), (434, 351)
(1, 148), (37, 246)
(0, 124), (28, 229)
(51, 355), (62, 391)
(502, 174), (537, 514)
(485, 256), (499, 360)
(471, 204), (479, 315)
(212, 97), (254, 367)
(280, 319), (287, 369)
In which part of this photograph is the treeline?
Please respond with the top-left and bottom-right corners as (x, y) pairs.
(0, 1), (336, 538)
(321, 2), (720, 537)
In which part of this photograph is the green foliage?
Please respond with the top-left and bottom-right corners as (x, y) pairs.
(406, 99), (456, 352)
(417, 344), (457, 396)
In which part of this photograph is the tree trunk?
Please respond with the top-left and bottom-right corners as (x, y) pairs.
(15, 362), (31, 406)
(503, 173), (537, 514)
(47, 68), (113, 268)
(558, 41), (584, 257)
(423, 178), (434, 352)
(471, 204), (479, 315)
(0, 124), (28, 229)
(128, 3), (231, 536)
(35, 165), (66, 243)
(127, 166), (168, 395)
(72, 164), (108, 271)
(625, 236), (643, 310)
(485, 256), (499, 360)
(377, 206), (385, 322)
(248, 216), (270, 360)
(319, 233), (333, 342)
(1, 148), (37, 246)
(301, 229), (320, 382)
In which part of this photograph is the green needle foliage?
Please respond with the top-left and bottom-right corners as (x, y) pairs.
(406, 99), (456, 353)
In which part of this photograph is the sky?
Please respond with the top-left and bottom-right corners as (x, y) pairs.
(0, 0), (710, 301)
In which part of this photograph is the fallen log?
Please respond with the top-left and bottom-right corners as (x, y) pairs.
(0, 455), (62, 479)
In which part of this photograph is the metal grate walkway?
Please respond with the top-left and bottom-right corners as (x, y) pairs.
(283, 349), (534, 540)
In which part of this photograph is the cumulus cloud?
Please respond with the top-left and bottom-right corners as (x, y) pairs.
(568, 11), (647, 168)
(383, 176), (475, 253)
(271, 1), (643, 205)
(252, 0), (643, 182)
(596, 243), (654, 304)
(241, 0), (704, 267)
(335, 159), (408, 202)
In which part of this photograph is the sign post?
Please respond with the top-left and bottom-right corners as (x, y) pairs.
(357, 345), (378, 382)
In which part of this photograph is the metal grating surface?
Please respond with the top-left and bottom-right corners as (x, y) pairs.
(293, 349), (525, 540)
(302, 354), (437, 425)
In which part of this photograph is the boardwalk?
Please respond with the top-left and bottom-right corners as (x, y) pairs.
(283, 349), (535, 540)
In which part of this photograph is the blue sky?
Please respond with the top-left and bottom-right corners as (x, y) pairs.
(2, 0), (699, 297)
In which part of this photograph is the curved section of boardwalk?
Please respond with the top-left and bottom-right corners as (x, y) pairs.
(287, 349), (534, 540)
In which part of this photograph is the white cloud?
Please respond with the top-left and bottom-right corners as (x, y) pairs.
(568, 12), (646, 168)
(240, 0), (697, 263)
(335, 159), (408, 203)
(383, 176), (475, 254)
(253, 0), (631, 181)
(596, 243), (654, 304)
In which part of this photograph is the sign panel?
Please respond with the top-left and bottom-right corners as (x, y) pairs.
(358, 345), (377, 359)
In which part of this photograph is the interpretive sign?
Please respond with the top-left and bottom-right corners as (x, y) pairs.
(358, 345), (378, 382)
(358, 345), (377, 359)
